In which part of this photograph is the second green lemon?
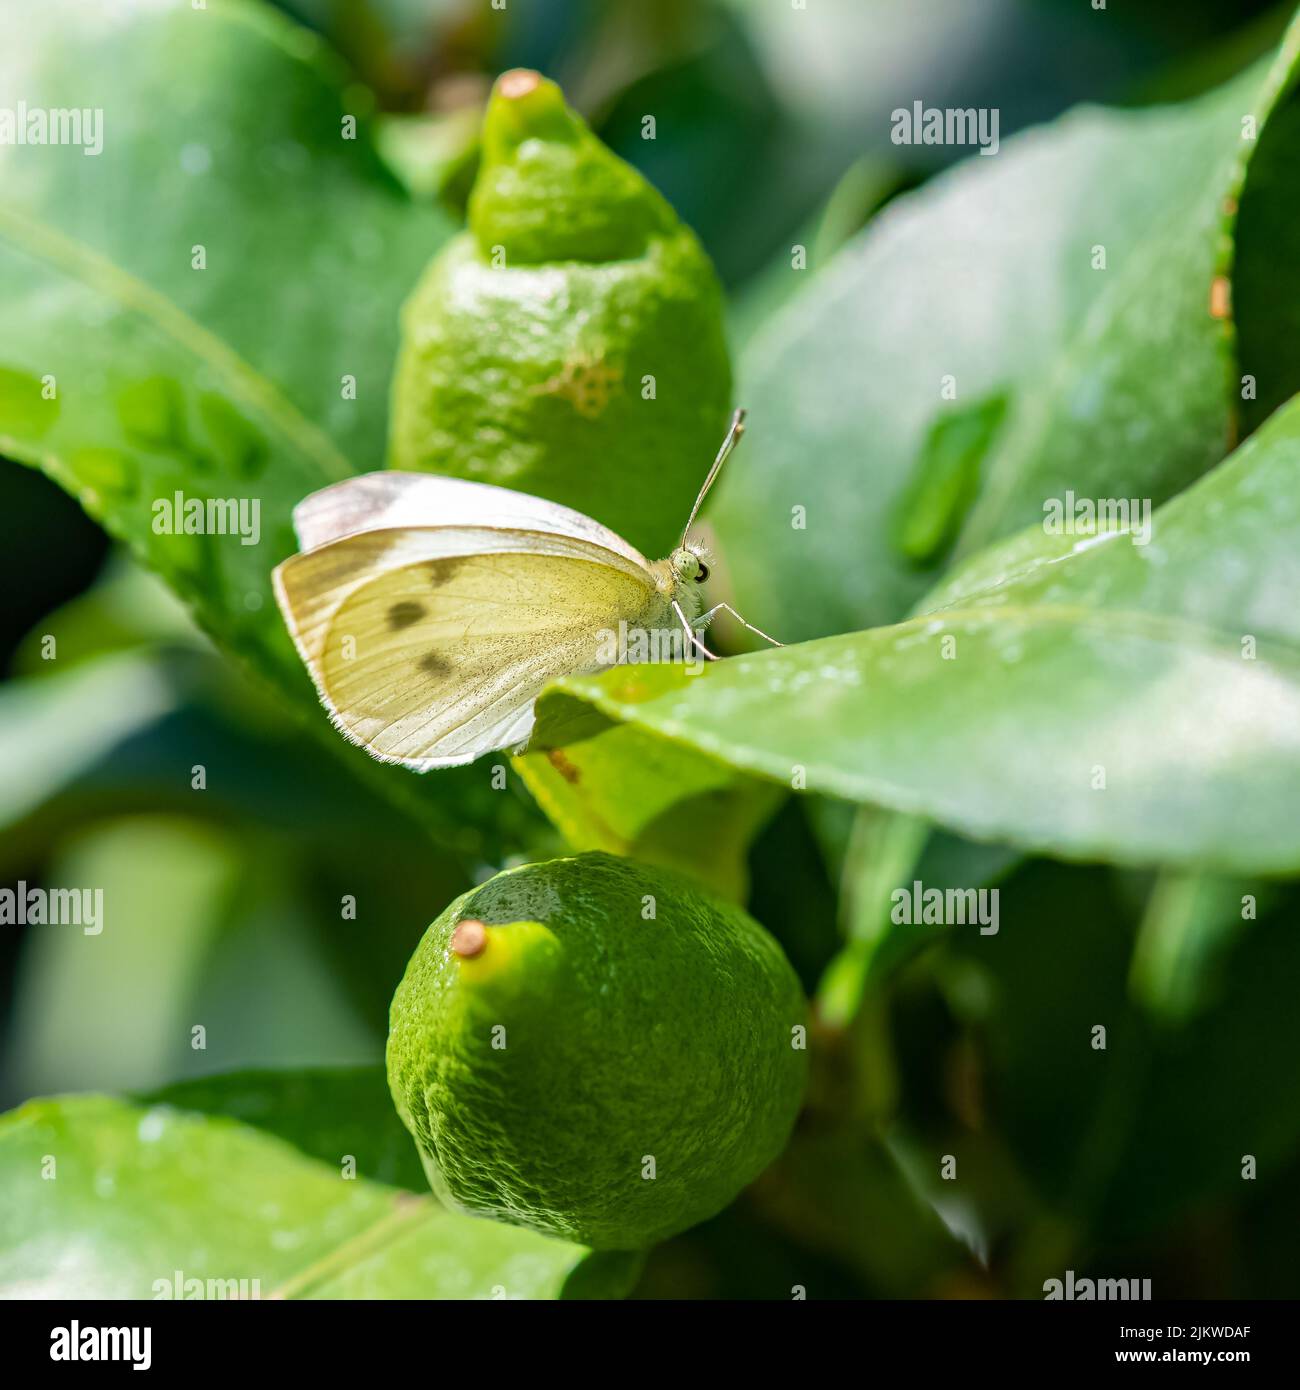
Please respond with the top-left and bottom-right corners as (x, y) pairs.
(387, 852), (808, 1251)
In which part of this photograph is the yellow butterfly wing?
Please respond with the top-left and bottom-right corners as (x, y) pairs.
(274, 526), (665, 769)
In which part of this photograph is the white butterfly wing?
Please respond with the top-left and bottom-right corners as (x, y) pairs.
(273, 525), (664, 770)
(291, 471), (654, 572)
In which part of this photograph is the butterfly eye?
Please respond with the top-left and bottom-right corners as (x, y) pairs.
(695, 563), (710, 583)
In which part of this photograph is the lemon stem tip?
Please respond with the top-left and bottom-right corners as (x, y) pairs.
(497, 69), (542, 99)
(451, 920), (488, 958)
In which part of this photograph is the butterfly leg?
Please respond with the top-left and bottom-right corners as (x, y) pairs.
(696, 602), (784, 648)
(672, 599), (718, 661)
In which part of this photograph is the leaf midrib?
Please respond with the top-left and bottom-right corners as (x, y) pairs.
(269, 1192), (434, 1300)
(0, 201), (354, 483)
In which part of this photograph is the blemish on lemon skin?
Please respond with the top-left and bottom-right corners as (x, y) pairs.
(529, 353), (623, 418)
(451, 919), (488, 958)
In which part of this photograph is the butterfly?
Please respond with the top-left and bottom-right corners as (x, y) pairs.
(272, 409), (779, 770)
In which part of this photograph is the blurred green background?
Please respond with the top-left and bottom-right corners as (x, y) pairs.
(3, 0), (1299, 1299)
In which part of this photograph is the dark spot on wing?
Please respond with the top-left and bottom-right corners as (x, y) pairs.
(418, 650), (452, 677)
(429, 556), (468, 588)
(388, 600), (425, 631)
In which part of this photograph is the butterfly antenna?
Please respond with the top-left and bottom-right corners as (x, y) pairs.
(680, 408), (746, 547)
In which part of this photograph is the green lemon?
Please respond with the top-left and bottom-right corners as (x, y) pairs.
(386, 852), (808, 1250)
(388, 69), (733, 559)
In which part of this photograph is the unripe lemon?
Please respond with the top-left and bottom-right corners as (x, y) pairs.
(388, 69), (733, 559)
(387, 853), (808, 1250)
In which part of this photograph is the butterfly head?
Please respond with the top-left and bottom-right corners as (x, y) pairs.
(670, 541), (711, 586)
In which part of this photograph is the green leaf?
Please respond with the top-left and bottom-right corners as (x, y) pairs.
(516, 690), (783, 902)
(0, 0), (448, 653)
(891, 394), (1008, 566)
(537, 396), (1300, 874)
(816, 808), (930, 1025)
(138, 1066), (427, 1193)
(6, 819), (247, 1099)
(0, 651), (176, 836)
(712, 18), (1300, 640)
(1127, 873), (1270, 1025)
(752, 1126), (978, 1296)
(0, 1087), (636, 1299)
(1094, 884), (1300, 1239)
(939, 864), (1300, 1259)
(817, 813), (1022, 1021)
(0, 0), (537, 854)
